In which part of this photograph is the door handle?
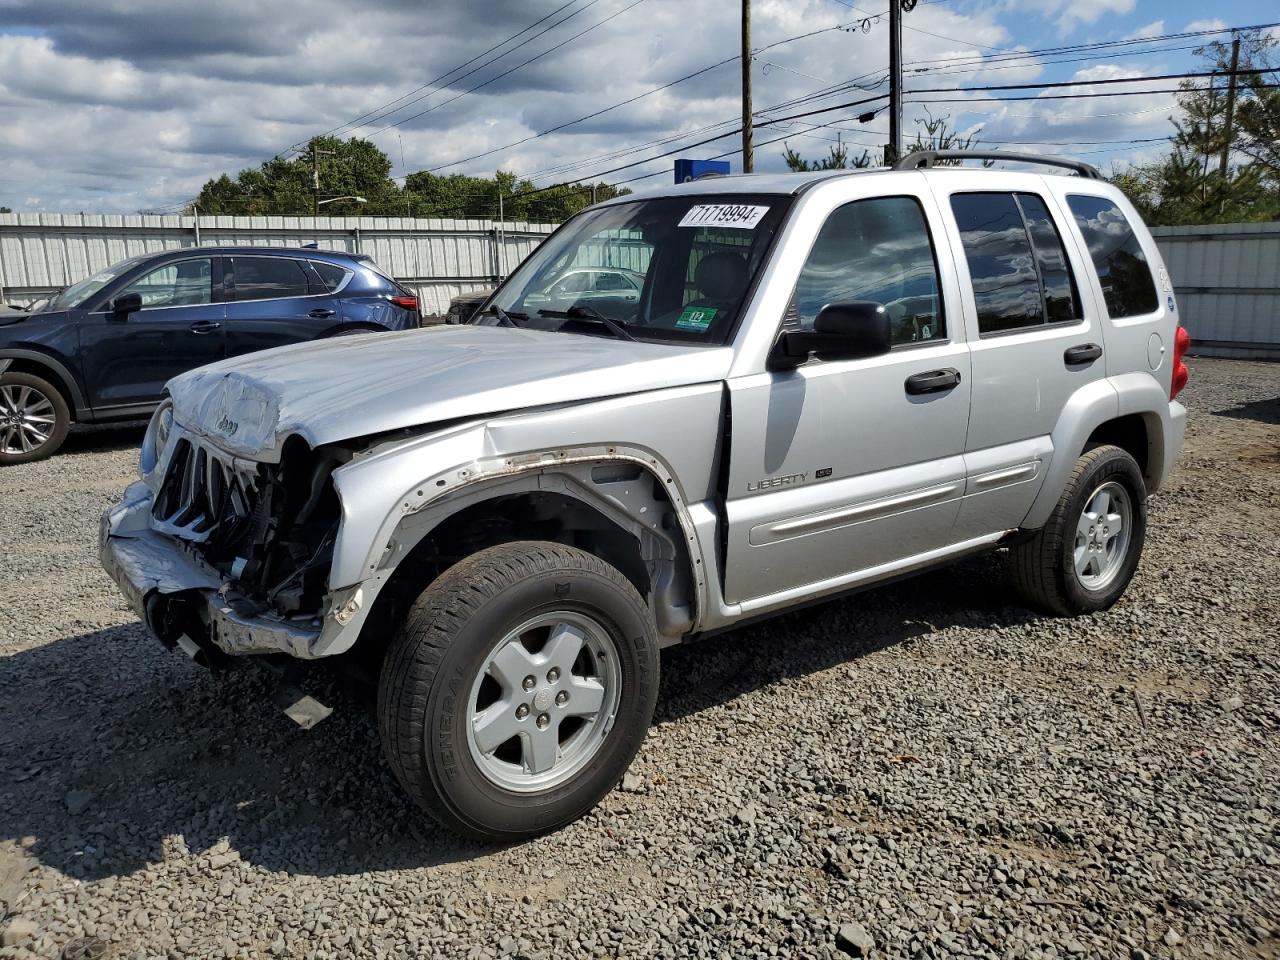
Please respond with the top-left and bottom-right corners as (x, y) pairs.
(905, 368), (961, 395)
(189, 320), (221, 334)
(1064, 342), (1102, 365)
(309, 308), (336, 319)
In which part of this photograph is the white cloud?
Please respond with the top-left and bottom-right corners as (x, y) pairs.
(1125, 20), (1165, 41)
(1183, 19), (1229, 33)
(0, 0), (1195, 212)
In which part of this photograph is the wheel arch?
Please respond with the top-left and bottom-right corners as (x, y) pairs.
(344, 458), (704, 663)
(1023, 374), (1174, 530)
(0, 349), (86, 420)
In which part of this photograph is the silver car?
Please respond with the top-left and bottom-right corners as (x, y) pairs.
(100, 152), (1189, 840)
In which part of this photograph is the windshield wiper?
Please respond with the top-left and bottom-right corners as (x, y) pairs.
(537, 305), (638, 342)
(479, 304), (528, 327)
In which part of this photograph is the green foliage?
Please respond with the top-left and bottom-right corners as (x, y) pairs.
(782, 140), (872, 171)
(1111, 30), (1280, 225)
(0, 206), (10, 213)
(191, 137), (627, 220)
(782, 110), (982, 171)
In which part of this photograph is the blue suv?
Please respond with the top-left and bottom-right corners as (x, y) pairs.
(0, 247), (420, 463)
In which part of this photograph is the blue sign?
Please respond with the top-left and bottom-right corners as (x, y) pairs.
(674, 159), (731, 183)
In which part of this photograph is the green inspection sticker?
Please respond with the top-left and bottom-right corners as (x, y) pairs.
(675, 306), (717, 331)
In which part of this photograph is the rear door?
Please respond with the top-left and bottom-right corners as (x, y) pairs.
(78, 255), (225, 411)
(930, 176), (1106, 539)
(222, 255), (341, 357)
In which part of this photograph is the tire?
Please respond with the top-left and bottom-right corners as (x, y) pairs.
(0, 371), (70, 465)
(1010, 444), (1147, 616)
(378, 541), (659, 841)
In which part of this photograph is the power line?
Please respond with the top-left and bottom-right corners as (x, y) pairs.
(365, 0), (649, 140)
(280, 0), (591, 155)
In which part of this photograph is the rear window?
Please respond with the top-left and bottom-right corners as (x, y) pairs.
(1066, 195), (1159, 318)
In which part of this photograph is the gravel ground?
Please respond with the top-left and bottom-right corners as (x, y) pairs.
(1, 357), (1277, 960)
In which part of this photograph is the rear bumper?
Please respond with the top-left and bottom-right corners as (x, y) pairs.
(1157, 400), (1187, 491)
(100, 481), (327, 659)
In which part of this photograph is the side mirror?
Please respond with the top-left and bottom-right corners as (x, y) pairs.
(111, 292), (143, 318)
(768, 301), (892, 370)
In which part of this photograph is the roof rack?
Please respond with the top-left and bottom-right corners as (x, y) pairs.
(892, 150), (1104, 180)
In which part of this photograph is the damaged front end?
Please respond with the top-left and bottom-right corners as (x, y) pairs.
(100, 410), (358, 661)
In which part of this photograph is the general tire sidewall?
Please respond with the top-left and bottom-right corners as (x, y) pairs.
(424, 567), (656, 838)
(0, 371), (70, 465)
(1059, 451), (1147, 611)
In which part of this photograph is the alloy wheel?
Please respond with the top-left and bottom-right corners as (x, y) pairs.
(0, 383), (57, 455)
(466, 610), (622, 793)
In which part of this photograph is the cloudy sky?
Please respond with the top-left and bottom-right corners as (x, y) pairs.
(0, 0), (1274, 213)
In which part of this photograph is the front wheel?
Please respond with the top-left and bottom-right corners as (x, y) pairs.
(377, 541), (658, 841)
(1010, 444), (1147, 616)
(0, 371), (70, 465)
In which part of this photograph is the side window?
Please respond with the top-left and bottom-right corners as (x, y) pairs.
(118, 259), (213, 308)
(791, 196), (944, 345)
(1016, 194), (1081, 323)
(595, 272), (628, 291)
(951, 192), (1083, 334)
(228, 257), (311, 301)
(1066, 195), (1159, 318)
(950, 193), (1043, 333)
(309, 260), (351, 293)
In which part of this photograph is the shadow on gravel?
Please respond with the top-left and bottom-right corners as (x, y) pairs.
(0, 553), (1039, 881)
(1215, 397), (1280, 425)
(0, 623), (490, 881)
(656, 551), (1038, 724)
(59, 422), (147, 456)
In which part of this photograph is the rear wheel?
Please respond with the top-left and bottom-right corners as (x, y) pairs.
(0, 371), (70, 465)
(1010, 444), (1147, 616)
(377, 541), (658, 841)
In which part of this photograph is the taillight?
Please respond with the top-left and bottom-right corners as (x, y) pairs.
(1171, 324), (1191, 400)
(390, 294), (419, 312)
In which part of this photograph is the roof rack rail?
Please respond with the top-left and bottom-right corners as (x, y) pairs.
(892, 150), (1104, 180)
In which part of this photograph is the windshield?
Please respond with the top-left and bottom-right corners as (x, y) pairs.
(485, 194), (790, 344)
(43, 257), (141, 311)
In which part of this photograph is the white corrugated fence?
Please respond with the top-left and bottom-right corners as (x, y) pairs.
(0, 213), (559, 316)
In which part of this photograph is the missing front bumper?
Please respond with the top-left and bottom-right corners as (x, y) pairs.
(100, 488), (326, 660)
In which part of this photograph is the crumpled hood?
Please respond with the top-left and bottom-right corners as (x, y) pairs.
(168, 325), (732, 459)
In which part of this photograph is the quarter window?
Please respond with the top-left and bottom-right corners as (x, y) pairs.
(309, 260), (351, 293)
(1066, 195), (1159, 318)
(118, 259), (213, 308)
(791, 196), (944, 346)
(228, 257), (311, 301)
(950, 192), (1081, 334)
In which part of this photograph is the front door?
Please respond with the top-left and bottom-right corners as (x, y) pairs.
(223, 255), (341, 357)
(724, 191), (973, 607)
(79, 256), (225, 412)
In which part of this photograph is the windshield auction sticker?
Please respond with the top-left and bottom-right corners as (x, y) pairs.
(675, 306), (717, 331)
(678, 204), (770, 230)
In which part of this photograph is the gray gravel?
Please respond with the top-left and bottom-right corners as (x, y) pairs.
(2, 358), (1278, 960)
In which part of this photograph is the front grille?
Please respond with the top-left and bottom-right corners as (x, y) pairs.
(152, 436), (261, 544)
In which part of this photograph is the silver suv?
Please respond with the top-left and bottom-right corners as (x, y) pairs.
(101, 152), (1189, 840)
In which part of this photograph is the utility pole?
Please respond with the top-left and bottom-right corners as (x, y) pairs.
(1219, 33), (1241, 177)
(310, 145), (334, 216)
(741, 0), (754, 173)
(888, 0), (903, 163)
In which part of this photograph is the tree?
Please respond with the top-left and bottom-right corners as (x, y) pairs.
(0, 205), (10, 213)
(782, 140), (872, 171)
(1110, 29), (1280, 225)
(192, 136), (400, 216)
(781, 110), (982, 172)
(191, 137), (626, 220)
(904, 109), (986, 163)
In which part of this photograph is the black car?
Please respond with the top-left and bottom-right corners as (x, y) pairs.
(0, 247), (420, 464)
